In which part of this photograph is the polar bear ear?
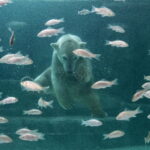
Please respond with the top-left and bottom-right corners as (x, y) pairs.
(50, 43), (59, 51)
(80, 42), (87, 49)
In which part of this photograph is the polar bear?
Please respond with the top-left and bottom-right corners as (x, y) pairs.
(34, 34), (105, 117)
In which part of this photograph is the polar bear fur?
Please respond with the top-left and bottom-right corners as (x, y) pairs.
(34, 34), (105, 117)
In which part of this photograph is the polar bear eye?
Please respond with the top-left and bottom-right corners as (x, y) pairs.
(62, 55), (67, 60)
(73, 55), (78, 61)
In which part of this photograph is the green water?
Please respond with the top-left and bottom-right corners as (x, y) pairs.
(0, 0), (150, 149)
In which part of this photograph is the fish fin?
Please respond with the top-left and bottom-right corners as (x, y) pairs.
(125, 118), (130, 121)
(112, 79), (118, 85)
(135, 106), (143, 114)
(34, 132), (45, 140)
(132, 115), (136, 118)
(107, 24), (112, 29)
(8, 27), (14, 33)
(58, 27), (65, 34)
(39, 133), (45, 140)
(95, 54), (101, 61)
(60, 18), (64, 22)
(48, 100), (53, 108)
(23, 111), (28, 115)
(20, 76), (33, 82)
(48, 35), (52, 37)
(81, 120), (86, 126)
(105, 40), (110, 45)
(91, 6), (96, 13)
(31, 129), (39, 133)
(103, 134), (108, 140)
(43, 86), (50, 91)
(124, 108), (128, 111)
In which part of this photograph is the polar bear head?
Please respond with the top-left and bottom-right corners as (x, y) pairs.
(50, 34), (86, 74)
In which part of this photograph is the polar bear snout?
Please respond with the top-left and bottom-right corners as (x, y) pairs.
(64, 63), (74, 74)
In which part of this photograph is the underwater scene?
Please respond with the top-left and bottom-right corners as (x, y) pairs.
(0, 0), (150, 149)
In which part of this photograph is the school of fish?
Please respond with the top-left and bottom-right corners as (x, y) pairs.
(0, 0), (149, 146)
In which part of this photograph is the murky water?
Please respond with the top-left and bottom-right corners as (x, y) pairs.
(0, 0), (150, 149)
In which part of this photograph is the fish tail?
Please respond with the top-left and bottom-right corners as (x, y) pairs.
(105, 40), (110, 45)
(112, 79), (118, 85)
(135, 107), (143, 114)
(81, 120), (86, 126)
(60, 18), (64, 22)
(48, 100), (53, 108)
(23, 111), (28, 115)
(107, 24), (111, 29)
(91, 5), (96, 13)
(31, 129), (39, 133)
(107, 24), (112, 29)
(36, 132), (45, 140)
(8, 27), (14, 33)
(43, 86), (50, 91)
(95, 54), (101, 61)
(58, 27), (65, 34)
(103, 134), (108, 140)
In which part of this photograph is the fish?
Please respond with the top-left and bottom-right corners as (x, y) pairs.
(116, 107), (142, 121)
(0, 0), (12, 7)
(37, 27), (64, 38)
(91, 79), (118, 89)
(132, 89), (146, 102)
(0, 134), (13, 143)
(45, 18), (64, 26)
(0, 97), (18, 105)
(19, 132), (44, 141)
(16, 128), (38, 135)
(144, 75), (150, 81)
(0, 52), (33, 65)
(38, 98), (53, 109)
(0, 52), (22, 61)
(106, 40), (129, 48)
(6, 55), (33, 65)
(145, 131), (150, 144)
(20, 80), (48, 92)
(81, 119), (103, 127)
(142, 82), (150, 90)
(91, 6), (115, 17)
(6, 21), (27, 30)
(8, 27), (15, 46)
(143, 90), (150, 99)
(78, 9), (91, 15)
(4, 55), (32, 65)
(103, 130), (125, 140)
(23, 109), (42, 115)
(0, 117), (8, 124)
(107, 24), (125, 33)
(73, 49), (101, 60)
